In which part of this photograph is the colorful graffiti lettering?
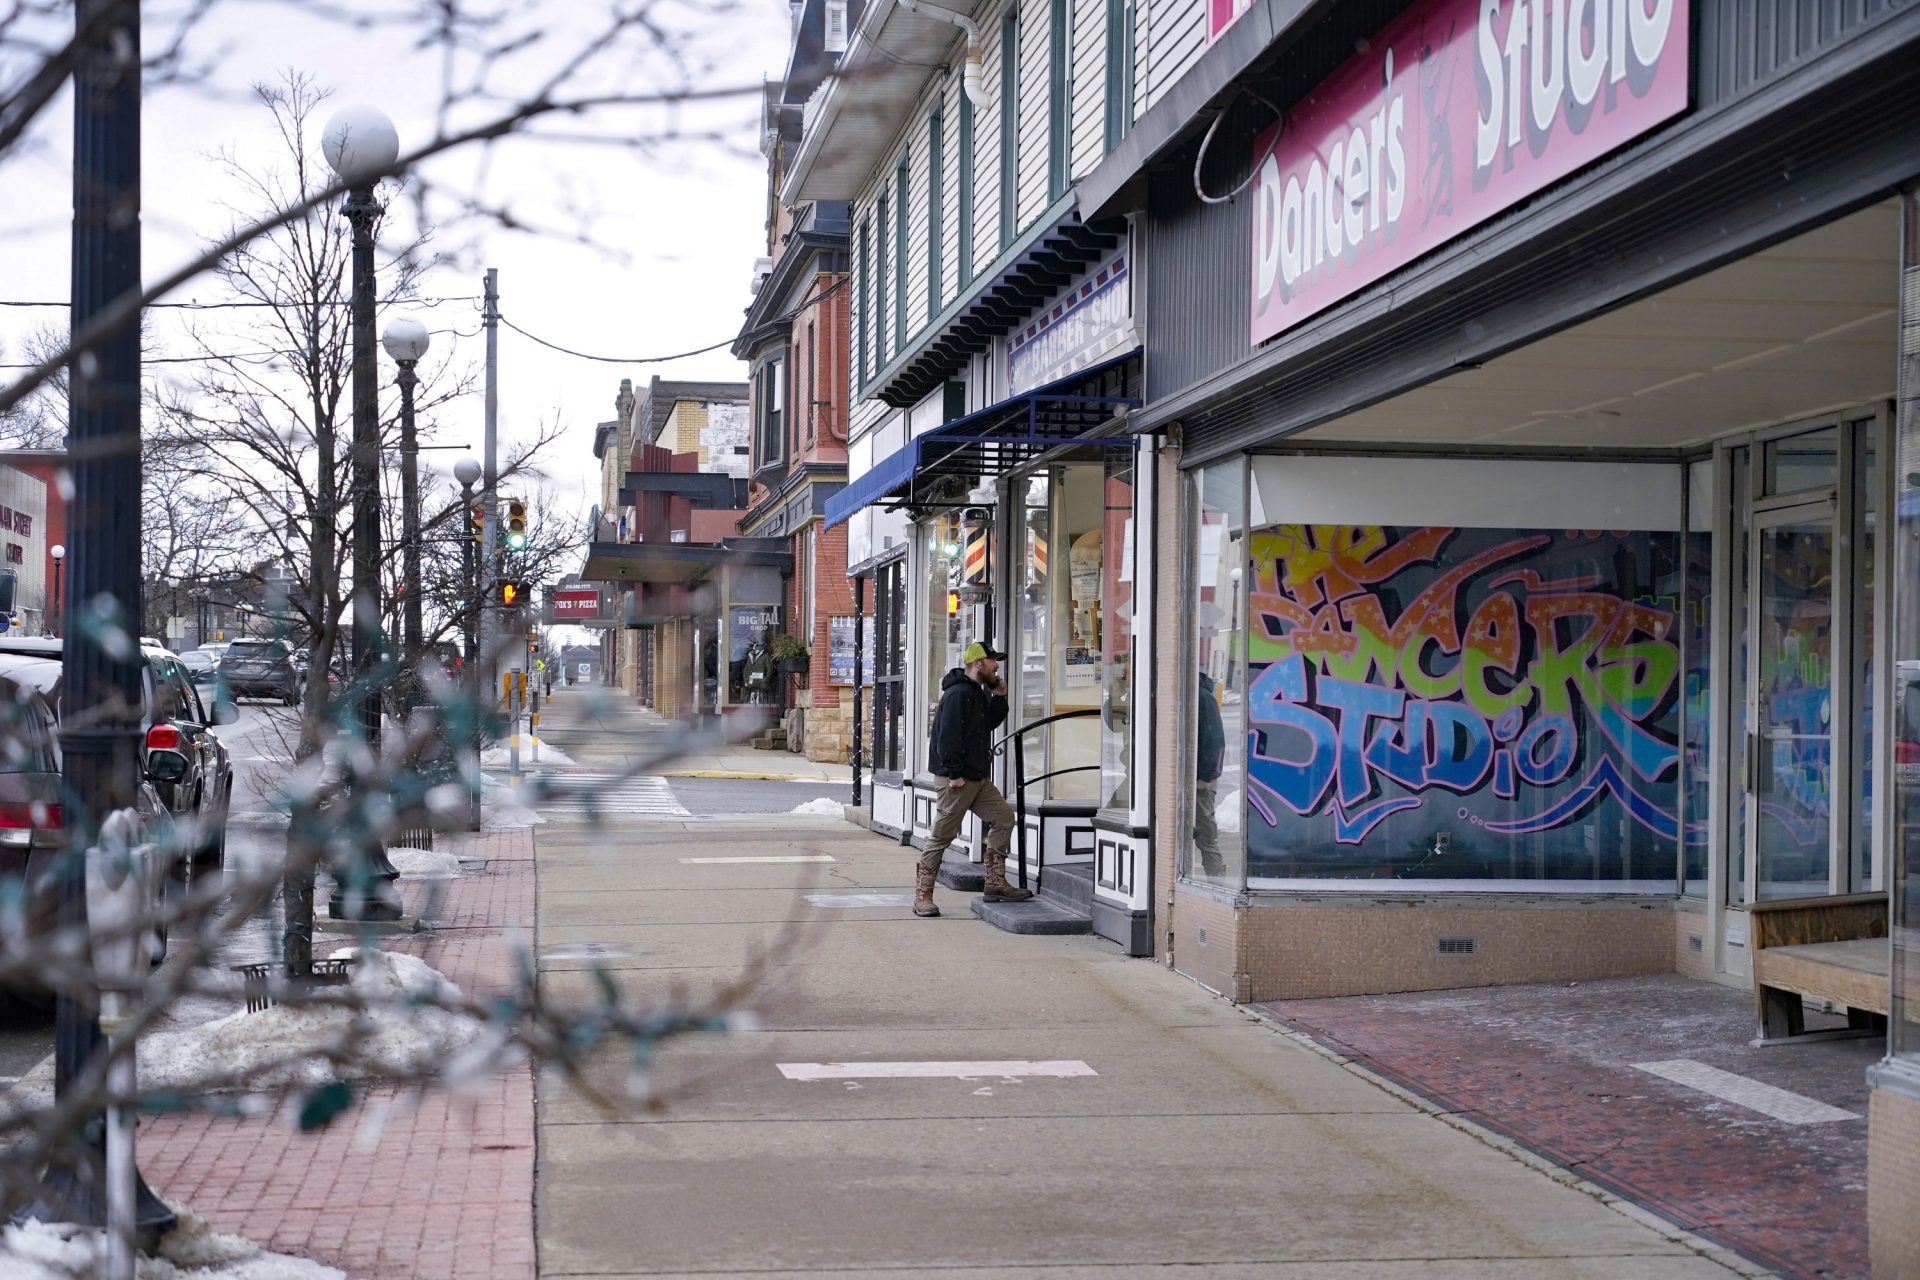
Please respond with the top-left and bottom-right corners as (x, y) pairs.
(1244, 525), (1696, 875)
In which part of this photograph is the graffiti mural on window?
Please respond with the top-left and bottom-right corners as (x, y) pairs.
(1243, 524), (1693, 881)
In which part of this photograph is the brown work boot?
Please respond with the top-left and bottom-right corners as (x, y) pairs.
(913, 865), (941, 917)
(982, 851), (1034, 902)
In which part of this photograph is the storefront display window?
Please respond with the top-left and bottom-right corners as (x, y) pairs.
(1186, 460), (1246, 888)
(1099, 451), (1135, 812)
(727, 603), (783, 705)
(924, 512), (966, 751)
(1682, 459), (1712, 895)
(1890, 191), (1919, 1063)
(1049, 464), (1104, 801)
(1015, 475), (1050, 786)
(872, 559), (908, 773)
(1238, 456), (1686, 888)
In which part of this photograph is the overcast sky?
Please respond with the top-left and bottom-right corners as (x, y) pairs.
(1, 0), (790, 534)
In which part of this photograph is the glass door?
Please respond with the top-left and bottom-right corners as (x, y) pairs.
(1747, 500), (1838, 901)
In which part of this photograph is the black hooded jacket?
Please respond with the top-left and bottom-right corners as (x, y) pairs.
(927, 667), (1008, 781)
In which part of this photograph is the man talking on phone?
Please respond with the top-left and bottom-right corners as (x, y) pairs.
(914, 639), (1033, 917)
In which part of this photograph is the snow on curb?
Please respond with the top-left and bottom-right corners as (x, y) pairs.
(0, 1202), (346, 1278)
(480, 742), (577, 767)
(789, 797), (845, 816)
(387, 846), (462, 878)
(139, 950), (482, 1091)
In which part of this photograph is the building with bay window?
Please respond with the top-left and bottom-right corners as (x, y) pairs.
(733, 0), (861, 762)
(581, 377), (789, 722)
(795, 0), (1212, 953)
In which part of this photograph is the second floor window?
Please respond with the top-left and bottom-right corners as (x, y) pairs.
(756, 357), (785, 469)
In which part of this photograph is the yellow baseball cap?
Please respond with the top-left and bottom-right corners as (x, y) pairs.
(961, 640), (1006, 664)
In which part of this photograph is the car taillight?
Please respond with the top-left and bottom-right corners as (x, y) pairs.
(0, 802), (62, 847)
(146, 725), (183, 751)
(1897, 741), (1920, 765)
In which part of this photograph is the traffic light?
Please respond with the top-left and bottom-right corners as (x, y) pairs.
(505, 498), (527, 551)
(526, 633), (540, 658)
(471, 503), (486, 543)
(498, 579), (527, 608)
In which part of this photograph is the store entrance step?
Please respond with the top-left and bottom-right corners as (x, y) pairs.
(969, 895), (1092, 935)
(936, 854), (984, 892)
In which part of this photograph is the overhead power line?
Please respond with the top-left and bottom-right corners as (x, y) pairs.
(0, 295), (483, 310)
(495, 274), (851, 367)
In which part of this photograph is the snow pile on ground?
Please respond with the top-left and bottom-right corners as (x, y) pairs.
(0, 1203), (345, 1278)
(480, 741), (577, 767)
(789, 797), (845, 816)
(138, 949), (483, 1091)
(387, 846), (462, 878)
(477, 774), (544, 829)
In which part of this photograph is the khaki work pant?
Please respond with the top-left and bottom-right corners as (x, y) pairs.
(920, 777), (1015, 875)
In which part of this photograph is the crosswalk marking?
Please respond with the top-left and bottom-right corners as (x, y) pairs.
(514, 772), (690, 818)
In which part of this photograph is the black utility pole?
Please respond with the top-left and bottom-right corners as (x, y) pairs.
(20, 0), (174, 1237)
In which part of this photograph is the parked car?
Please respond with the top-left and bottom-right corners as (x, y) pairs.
(0, 638), (237, 877)
(0, 655), (181, 990)
(219, 638), (300, 705)
(178, 647), (220, 687)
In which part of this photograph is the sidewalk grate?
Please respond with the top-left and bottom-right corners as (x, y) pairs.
(234, 958), (353, 1014)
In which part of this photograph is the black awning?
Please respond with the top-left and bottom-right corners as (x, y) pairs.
(617, 471), (750, 508)
(824, 352), (1140, 530)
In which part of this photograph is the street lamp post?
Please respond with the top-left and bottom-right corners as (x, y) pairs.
(48, 544), (64, 636)
(382, 317), (430, 690)
(19, 0), (176, 1244)
(455, 456), (483, 831)
(321, 104), (402, 923)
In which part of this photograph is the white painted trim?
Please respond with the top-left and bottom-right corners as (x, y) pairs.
(1631, 1059), (1860, 1124)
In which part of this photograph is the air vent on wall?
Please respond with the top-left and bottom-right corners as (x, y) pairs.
(1436, 936), (1478, 956)
(1688, 934), (1704, 953)
(1195, 926), (1208, 947)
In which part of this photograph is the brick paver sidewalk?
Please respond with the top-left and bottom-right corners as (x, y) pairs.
(139, 826), (538, 1280)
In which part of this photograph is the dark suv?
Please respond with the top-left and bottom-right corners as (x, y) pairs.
(219, 638), (300, 705)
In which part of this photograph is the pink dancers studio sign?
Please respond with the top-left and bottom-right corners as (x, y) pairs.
(1250, 0), (1688, 345)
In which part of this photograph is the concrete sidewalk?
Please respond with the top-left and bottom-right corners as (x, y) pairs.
(532, 811), (1762, 1278)
(533, 685), (850, 781)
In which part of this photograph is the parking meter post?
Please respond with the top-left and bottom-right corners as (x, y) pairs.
(508, 669), (521, 782)
(85, 812), (147, 1280)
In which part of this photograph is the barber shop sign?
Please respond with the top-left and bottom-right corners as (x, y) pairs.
(1250, 0), (1688, 345)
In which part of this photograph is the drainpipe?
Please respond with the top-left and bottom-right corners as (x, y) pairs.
(895, 0), (988, 110)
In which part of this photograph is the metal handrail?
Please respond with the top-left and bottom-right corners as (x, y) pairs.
(992, 707), (1098, 893)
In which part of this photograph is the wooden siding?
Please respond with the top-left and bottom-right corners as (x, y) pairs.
(1016, 2), (1051, 230)
(938, 75), (962, 309)
(1070, 0), (1105, 178)
(979, 17), (1008, 258)
(1142, 0), (1204, 115)
(905, 131), (931, 339)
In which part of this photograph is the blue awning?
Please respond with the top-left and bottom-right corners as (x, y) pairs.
(823, 352), (1140, 530)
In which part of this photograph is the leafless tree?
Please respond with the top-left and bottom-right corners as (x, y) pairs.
(0, 1), (797, 1264)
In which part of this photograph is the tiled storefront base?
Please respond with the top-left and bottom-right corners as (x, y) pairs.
(1869, 1072), (1920, 1278)
(1175, 891), (1681, 1002)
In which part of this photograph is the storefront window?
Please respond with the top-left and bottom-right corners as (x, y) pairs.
(1889, 191), (1920, 1063)
(1015, 475), (1051, 787)
(1729, 444), (1752, 904)
(923, 512), (966, 755)
(1682, 459), (1712, 895)
(872, 559), (908, 773)
(727, 603), (782, 705)
(1099, 450), (1135, 812)
(1238, 456), (1684, 888)
(1050, 464), (1104, 802)
(1185, 460), (1246, 888)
